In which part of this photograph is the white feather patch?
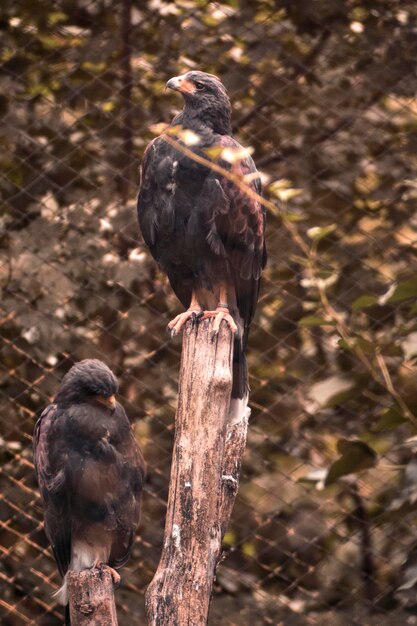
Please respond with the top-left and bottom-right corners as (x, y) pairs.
(53, 540), (111, 605)
(228, 394), (248, 426)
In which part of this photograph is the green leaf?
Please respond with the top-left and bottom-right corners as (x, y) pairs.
(101, 101), (115, 112)
(372, 406), (407, 432)
(307, 224), (337, 241)
(242, 541), (256, 558)
(351, 295), (378, 312)
(221, 145), (254, 164)
(173, 128), (201, 146)
(204, 146), (224, 159)
(289, 255), (310, 267)
(354, 337), (376, 354)
(316, 270), (337, 280)
(325, 439), (377, 486)
(339, 336), (402, 357)
(148, 122), (169, 135)
(281, 211), (306, 222)
(37, 34), (63, 49)
(48, 11), (68, 26)
(380, 343), (403, 357)
(222, 530), (236, 546)
(81, 61), (107, 73)
(299, 315), (336, 327)
(387, 276), (417, 303)
(269, 179), (304, 202)
(274, 188), (303, 201)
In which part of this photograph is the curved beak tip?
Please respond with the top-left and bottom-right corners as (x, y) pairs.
(166, 77), (178, 91)
(165, 76), (195, 96)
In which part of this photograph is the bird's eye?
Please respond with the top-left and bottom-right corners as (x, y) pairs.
(195, 81), (205, 91)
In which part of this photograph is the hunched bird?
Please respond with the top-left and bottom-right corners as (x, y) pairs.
(33, 359), (145, 620)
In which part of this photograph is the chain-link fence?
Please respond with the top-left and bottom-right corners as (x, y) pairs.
(1, 1), (417, 624)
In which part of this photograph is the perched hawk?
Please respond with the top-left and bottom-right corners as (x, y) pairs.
(137, 71), (266, 418)
(33, 359), (145, 616)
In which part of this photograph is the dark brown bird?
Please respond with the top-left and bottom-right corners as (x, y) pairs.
(33, 359), (145, 617)
(137, 71), (266, 420)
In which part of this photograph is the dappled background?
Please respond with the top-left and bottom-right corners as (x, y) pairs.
(1, 1), (417, 624)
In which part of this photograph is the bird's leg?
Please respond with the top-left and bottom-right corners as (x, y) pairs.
(95, 561), (121, 588)
(167, 290), (203, 337)
(201, 284), (238, 336)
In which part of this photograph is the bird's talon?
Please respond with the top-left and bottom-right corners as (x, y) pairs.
(192, 311), (204, 323)
(202, 308), (237, 335)
(95, 562), (121, 588)
(112, 572), (121, 590)
(167, 308), (203, 337)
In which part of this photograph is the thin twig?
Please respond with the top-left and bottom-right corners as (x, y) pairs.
(158, 132), (417, 426)
(375, 351), (417, 425)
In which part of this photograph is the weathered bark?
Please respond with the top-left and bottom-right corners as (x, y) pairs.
(146, 319), (249, 625)
(219, 405), (250, 534)
(67, 568), (118, 626)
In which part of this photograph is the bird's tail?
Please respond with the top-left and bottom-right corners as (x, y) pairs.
(52, 576), (68, 605)
(229, 333), (249, 424)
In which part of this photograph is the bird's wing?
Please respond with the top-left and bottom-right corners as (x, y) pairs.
(137, 136), (194, 309)
(138, 136), (180, 254)
(213, 135), (267, 332)
(33, 405), (71, 577)
(137, 137), (160, 251)
(108, 405), (146, 569)
(111, 446), (145, 571)
(33, 405), (63, 496)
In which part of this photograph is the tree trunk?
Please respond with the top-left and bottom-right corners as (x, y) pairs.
(146, 319), (249, 625)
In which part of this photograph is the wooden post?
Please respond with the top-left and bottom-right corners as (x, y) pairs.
(146, 319), (249, 625)
(67, 568), (118, 626)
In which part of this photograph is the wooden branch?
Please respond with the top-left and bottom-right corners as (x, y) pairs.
(146, 319), (248, 625)
(120, 0), (133, 203)
(67, 568), (118, 626)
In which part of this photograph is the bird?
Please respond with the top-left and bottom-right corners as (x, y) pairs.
(33, 359), (145, 620)
(137, 71), (266, 420)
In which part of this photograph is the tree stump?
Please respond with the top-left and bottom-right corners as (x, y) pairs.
(146, 319), (249, 625)
(67, 568), (118, 626)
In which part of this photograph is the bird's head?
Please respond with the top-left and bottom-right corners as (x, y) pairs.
(166, 71), (232, 135)
(55, 359), (118, 409)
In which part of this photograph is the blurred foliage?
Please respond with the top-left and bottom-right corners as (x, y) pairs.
(1, 0), (417, 624)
